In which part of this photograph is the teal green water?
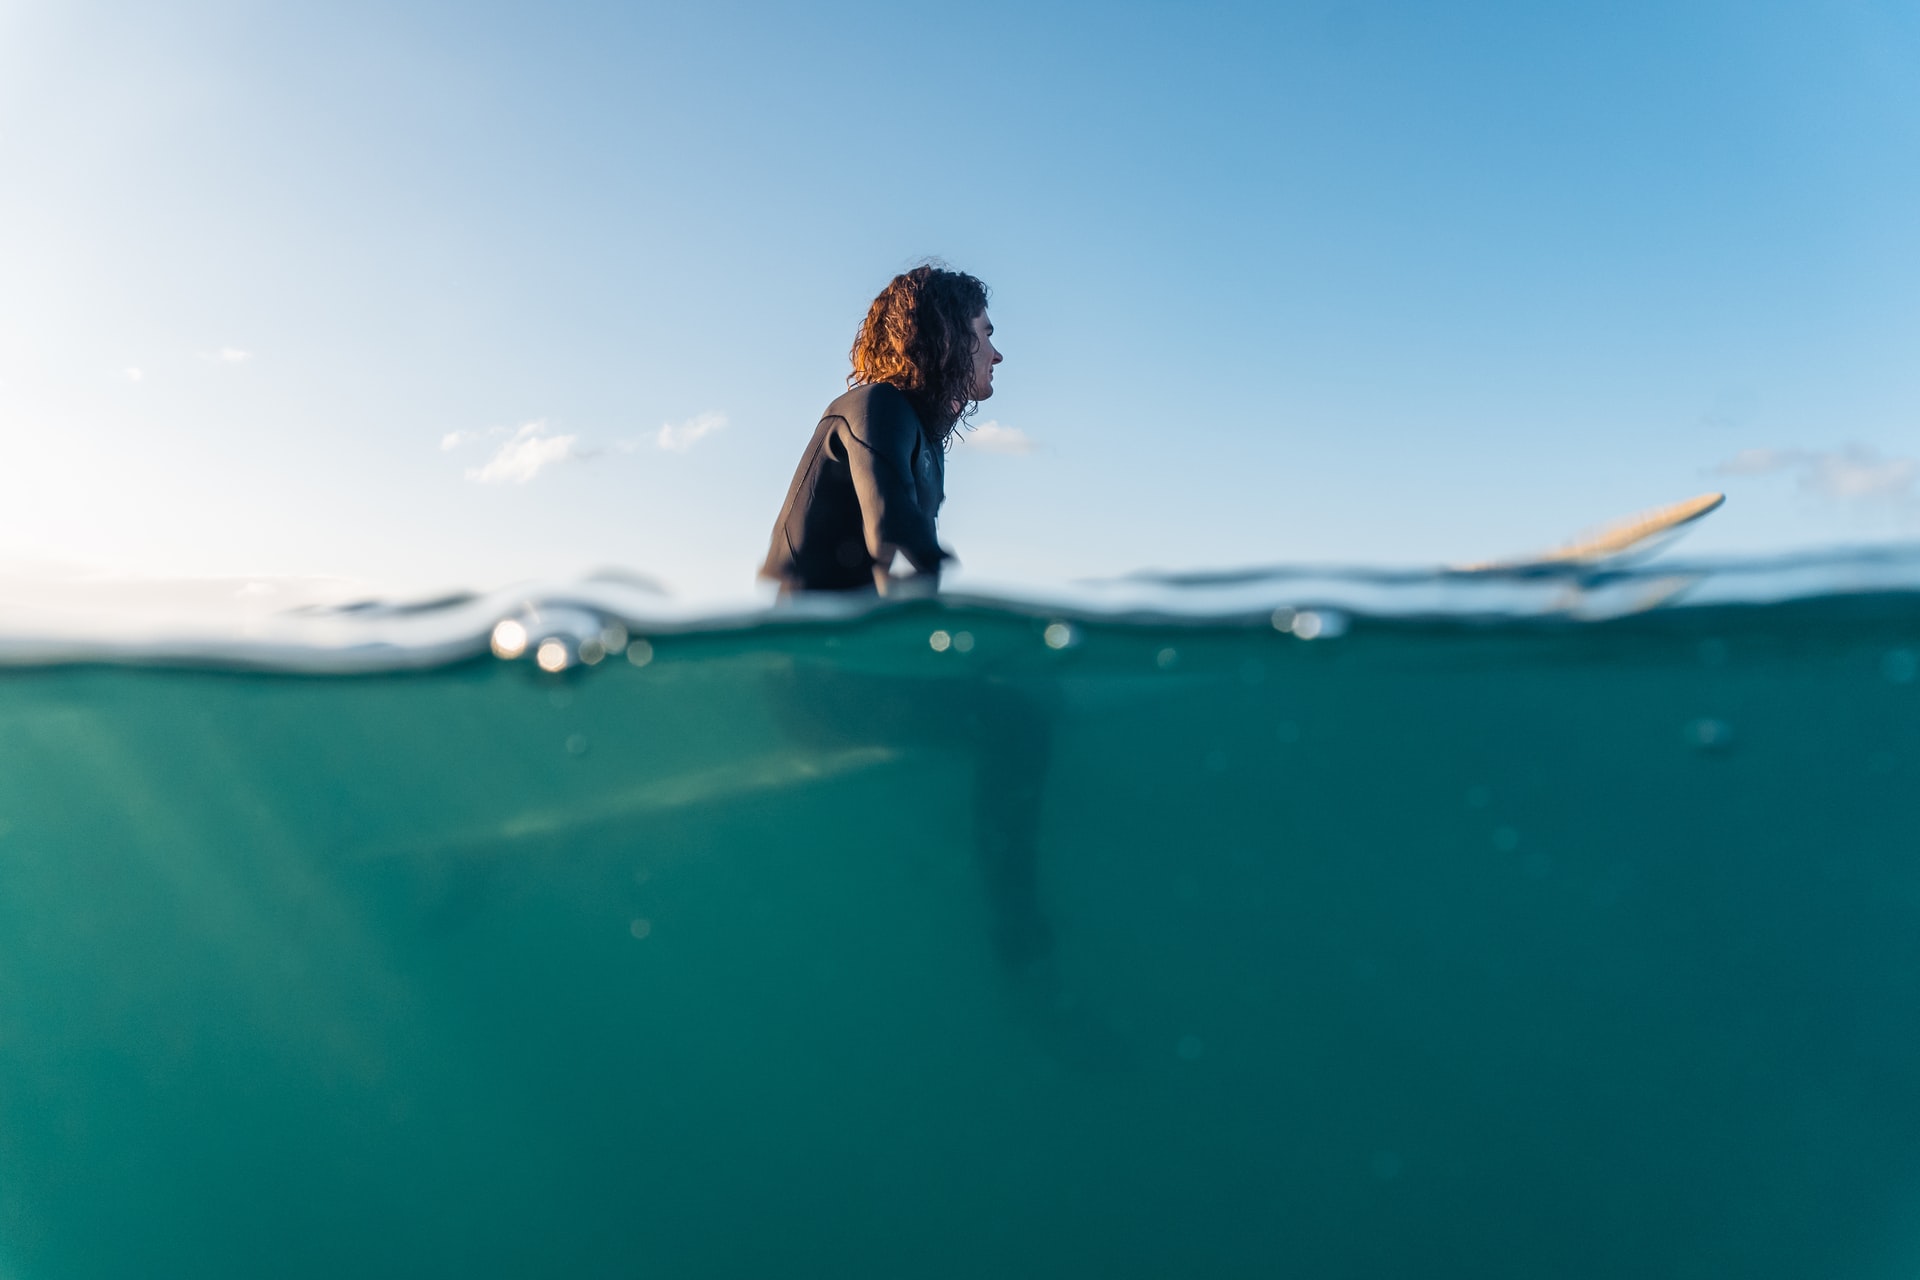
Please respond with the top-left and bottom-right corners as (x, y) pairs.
(4, 597), (1920, 1278)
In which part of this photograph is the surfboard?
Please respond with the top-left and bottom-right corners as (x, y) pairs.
(1453, 492), (1724, 574)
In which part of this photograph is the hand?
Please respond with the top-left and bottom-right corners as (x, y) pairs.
(875, 566), (940, 599)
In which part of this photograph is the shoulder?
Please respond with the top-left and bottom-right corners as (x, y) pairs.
(827, 382), (923, 443)
(827, 381), (912, 418)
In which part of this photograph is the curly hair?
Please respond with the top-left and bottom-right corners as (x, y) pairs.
(848, 264), (990, 443)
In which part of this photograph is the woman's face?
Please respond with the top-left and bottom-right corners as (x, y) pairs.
(970, 312), (1002, 401)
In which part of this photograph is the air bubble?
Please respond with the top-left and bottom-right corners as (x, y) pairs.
(929, 629), (952, 652)
(629, 917), (652, 940)
(952, 631), (975, 653)
(491, 619), (529, 660)
(600, 622), (629, 653)
(578, 639), (605, 665)
(536, 639), (570, 672)
(627, 638), (654, 667)
(1686, 718), (1734, 752)
(565, 733), (589, 756)
(1043, 622), (1076, 650)
(1156, 647), (1179, 669)
(1882, 648), (1917, 684)
(1273, 608), (1348, 640)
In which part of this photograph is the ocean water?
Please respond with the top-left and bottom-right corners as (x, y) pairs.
(3, 557), (1920, 1278)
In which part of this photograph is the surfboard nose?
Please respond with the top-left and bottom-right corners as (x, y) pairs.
(1453, 492), (1726, 573)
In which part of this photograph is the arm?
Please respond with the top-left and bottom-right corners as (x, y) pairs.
(843, 389), (949, 584)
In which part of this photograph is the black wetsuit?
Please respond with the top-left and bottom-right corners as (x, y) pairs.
(760, 382), (948, 593)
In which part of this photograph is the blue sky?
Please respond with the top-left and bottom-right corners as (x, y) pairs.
(2, 0), (1917, 601)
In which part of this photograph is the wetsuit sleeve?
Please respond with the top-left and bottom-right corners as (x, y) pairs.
(843, 393), (948, 577)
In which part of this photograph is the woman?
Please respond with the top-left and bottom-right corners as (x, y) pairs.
(760, 266), (1051, 973)
(761, 265), (1000, 595)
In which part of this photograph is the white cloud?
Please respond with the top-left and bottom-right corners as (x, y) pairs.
(465, 421), (582, 484)
(441, 424), (523, 452)
(1716, 447), (1792, 476)
(656, 411), (726, 453)
(121, 367), (143, 382)
(965, 420), (1034, 455)
(1808, 450), (1918, 501)
(1716, 445), (1918, 505)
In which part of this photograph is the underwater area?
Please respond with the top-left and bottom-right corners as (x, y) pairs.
(3, 556), (1920, 1278)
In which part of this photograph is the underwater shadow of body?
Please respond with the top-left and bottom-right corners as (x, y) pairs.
(764, 657), (1054, 975)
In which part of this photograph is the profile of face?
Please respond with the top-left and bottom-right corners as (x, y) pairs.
(969, 312), (1002, 401)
